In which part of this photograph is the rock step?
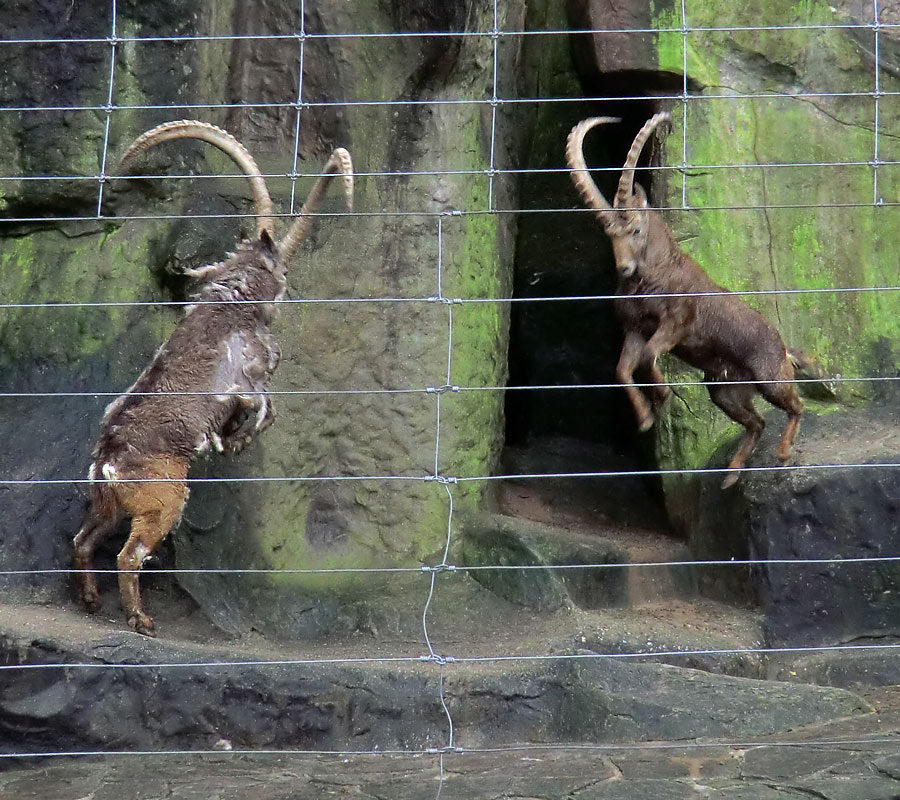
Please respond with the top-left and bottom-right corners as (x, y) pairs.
(0, 602), (870, 757)
(462, 506), (698, 611)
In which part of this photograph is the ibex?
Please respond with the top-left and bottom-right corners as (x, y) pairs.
(73, 120), (353, 636)
(567, 112), (810, 489)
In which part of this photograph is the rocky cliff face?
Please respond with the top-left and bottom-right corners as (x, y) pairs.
(0, 0), (523, 636)
(1, 0), (897, 645)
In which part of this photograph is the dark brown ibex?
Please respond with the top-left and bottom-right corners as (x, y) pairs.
(567, 112), (809, 489)
(73, 120), (353, 635)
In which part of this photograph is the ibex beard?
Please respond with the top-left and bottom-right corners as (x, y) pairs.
(567, 112), (807, 489)
(73, 120), (353, 636)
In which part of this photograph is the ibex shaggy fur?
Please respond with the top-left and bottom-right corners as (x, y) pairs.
(567, 112), (810, 489)
(73, 120), (353, 635)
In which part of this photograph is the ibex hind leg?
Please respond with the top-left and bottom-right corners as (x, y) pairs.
(756, 360), (803, 462)
(115, 458), (189, 637)
(73, 507), (121, 613)
(707, 382), (766, 489)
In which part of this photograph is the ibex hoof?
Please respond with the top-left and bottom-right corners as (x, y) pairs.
(637, 414), (655, 433)
(127, 613), (157, 638)
(720, 472), (740, 490)
(82, 593), (102, 614)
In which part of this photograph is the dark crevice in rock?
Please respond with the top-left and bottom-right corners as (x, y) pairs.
(502, 19), (675, 530)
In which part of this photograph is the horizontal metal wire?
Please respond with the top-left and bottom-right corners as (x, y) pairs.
(1, 159), (895, 183)
(0, 374), (893, 400)
(6, 733), (900, 760)
(3, 198), (900, 227)
(462, 736), (900, 754)
(0, 21), (897, 47)
(4, 552), (899, 577)
(0, 89), (895, 114)
(5, 641), (900, 673)
(461, 462), (900, 481)
(1, 284), (898, 311)
(3, 461), (900, 486)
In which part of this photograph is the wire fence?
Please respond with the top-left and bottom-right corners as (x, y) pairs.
(2, 0), (900, 793)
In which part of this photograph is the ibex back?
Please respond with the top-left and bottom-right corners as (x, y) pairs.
(72, 121), (353, 635)
(567, 113), (808, 488)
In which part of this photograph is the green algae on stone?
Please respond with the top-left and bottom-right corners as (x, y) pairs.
(647, 0), (900, 525)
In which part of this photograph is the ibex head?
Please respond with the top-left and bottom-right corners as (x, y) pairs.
(566, 112), (671, 280)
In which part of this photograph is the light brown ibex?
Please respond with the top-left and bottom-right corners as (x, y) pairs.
(567, 112), (811, 488)
(73, 120), (353, 635)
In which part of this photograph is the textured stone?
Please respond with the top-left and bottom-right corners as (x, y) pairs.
(0, 607), (870, 756)
(691, 408), (900, 648)
(461, 513), (629, 610)
(0, 0), (524, 635)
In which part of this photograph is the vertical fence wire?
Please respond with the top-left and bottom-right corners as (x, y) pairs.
(95, 0), (118, 218)
(289, 0), (307, 215)
(680, 0), (689, 209)
(488, 0), (501, 211)
(874, 0), (882, 206)
(422, 212), (458, 797)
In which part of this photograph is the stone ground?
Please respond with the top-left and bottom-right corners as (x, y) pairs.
(5, 428), (900, 797)
(4, 718), (900, 800)
(2, 593), (900, 798)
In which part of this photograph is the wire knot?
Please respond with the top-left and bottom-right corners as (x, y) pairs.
(421, 563), (457, 574)
(420, 653), (455, 666)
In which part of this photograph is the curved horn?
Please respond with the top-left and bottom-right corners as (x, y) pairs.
(615, 111), (671, 209)
(118, 120), (275, 238)
(566, 117), (622, 222)
(278, 147), (354, 262)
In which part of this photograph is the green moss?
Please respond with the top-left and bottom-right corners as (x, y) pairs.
(655, 8), (718, 86)
(0, 224), (168, 369)
(648, 0), (900, 510)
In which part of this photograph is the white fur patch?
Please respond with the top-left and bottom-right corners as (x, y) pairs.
(135, 543), (151, 565)
(101, 463), (119, 482)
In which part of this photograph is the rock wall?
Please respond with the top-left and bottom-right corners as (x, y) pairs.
(649, 1), (900, 524)
(0, 0), (524, 637)
(2, 0), (897, 642)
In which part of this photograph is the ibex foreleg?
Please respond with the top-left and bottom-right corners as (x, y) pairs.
(616, 331), (656, 432)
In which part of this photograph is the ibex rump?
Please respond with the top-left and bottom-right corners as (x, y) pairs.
(73, 121), (353, 635)
(567, 112), (807, 488)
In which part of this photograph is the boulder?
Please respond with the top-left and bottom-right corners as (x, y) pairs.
(692, 408), (900, 648)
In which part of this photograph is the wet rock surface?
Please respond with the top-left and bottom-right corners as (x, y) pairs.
(693, 407), (900, 653)
(0, 601), (878, 756)
(4, 722), (900, 799)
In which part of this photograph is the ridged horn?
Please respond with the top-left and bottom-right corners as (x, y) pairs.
(118, 120), (275, 238)
(615, 111), (671, 209)
(278, 147), (354, 262)
(566, 117), (622, 224)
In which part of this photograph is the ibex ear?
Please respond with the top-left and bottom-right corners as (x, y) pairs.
(259, 228), (276, 251)
(632, 183), (649, 208)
